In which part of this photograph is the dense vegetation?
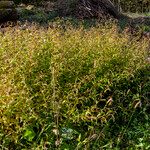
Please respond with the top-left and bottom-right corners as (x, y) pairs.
(0, 21), (150, 149)
(14, 0), (149, 12)
(113, 0), (149, 12)
(0, 0), (150, 149)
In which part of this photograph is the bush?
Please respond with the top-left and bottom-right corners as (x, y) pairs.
(113, 0), (149, 12)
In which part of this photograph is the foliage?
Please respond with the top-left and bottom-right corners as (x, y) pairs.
(13, 0), (150, 13)
(116, 0), (150, 12)
(18, 6), (58, 24)
(14, 0), (43, 4)
(0, 21), (150, 149)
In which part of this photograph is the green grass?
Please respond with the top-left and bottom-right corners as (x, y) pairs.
(0, 21), (150, 149)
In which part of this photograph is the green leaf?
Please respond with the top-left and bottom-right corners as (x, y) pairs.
(23, 128), (36, 142)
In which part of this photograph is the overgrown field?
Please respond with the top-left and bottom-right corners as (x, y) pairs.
(0, 22), (150, 149)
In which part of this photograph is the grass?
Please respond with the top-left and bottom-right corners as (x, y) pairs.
(127, 12), (150, 18)
(0, 21), (150, 149)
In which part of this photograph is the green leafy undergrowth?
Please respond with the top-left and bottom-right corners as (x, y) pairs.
(0, 22), (150, 149)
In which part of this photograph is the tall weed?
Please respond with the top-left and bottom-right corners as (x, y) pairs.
(0, 22), (149, 149)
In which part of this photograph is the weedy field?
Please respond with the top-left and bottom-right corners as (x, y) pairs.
(0, 21), (150, 149)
